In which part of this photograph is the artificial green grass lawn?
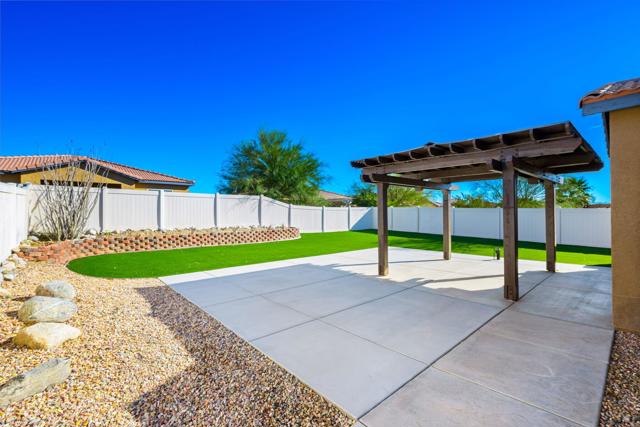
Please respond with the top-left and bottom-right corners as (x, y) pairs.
(66, 230), (611, 279)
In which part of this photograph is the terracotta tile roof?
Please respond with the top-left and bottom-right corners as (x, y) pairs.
(580, 77), (640, 106)
(0, 155), (194, 185)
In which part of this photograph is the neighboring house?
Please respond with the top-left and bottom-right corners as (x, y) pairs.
(319, 189), (352, 206)
(580, 76), (640, 332)
(0, 155), (194, 191)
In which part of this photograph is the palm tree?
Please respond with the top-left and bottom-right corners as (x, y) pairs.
(556, 177), (595, 207)
(219, 130), (326, 205)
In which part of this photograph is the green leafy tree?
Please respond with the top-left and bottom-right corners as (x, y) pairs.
(350, 183), (434, 207)
(473, 178), (545, 208)
(556, 177), (595, 207)
(220, 130), (326, 205)
(452, 193), (498, 208)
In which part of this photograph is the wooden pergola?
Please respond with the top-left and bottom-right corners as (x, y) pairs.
(351, 122), (603, 301)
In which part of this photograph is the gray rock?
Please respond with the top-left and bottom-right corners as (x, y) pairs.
(1, 261), (16, 272)
(28, 235), (39, 242)
(36, 280), (76, 300)
(86, 229), (98, 236)
(0, 287), (10, 299)
(18, 296), (77, 324)
(8, 254), (26, 268)
(14, 323), (81, 349)
(3, 273), (15, 281)
(0, 358), (71, 408)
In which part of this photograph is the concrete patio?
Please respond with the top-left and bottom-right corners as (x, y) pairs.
(161, 247), (613, 427)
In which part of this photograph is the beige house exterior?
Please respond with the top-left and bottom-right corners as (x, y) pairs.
(581, 77), (640, 332)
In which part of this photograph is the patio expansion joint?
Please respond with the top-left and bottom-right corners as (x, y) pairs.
(477, 326), (613, 364)
(250, 284), (417, 343)
(196, 269), (361, 310)
(430, 366), (593, 427)
(355, 271), (558, 422)
(356, 291), (513, 421)
(513, 273), (614, 332)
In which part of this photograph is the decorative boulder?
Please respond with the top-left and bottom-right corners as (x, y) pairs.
(0, 358), (71, 408)
(36, 280), (76, 300)
(8, 254), (27, 268)
(3, 273), (15, 282)
(1, 261), (16, 272)
(18, 296), (77, 324)
(14, 323), (81, 349)
(28, 235), (39, 242)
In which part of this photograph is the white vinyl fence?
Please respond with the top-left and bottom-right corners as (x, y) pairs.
(0, 185), (609, 262)
(385, 206), (611, 248)
(0, 183), (30, 262)
(25, 187), (375, 235)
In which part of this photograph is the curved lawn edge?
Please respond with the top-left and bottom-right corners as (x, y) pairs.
(66, 230), (611, 279)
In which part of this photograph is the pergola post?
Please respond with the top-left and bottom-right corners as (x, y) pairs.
(544, 181), (556, 273)
(377, 182), (389, 276)
(442, 189), (452, 260)
(502, 159), (519, 301)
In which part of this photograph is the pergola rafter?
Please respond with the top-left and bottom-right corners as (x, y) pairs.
(351, 122), (603, 301)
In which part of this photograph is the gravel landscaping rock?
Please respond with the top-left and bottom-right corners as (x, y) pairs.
(600, 331), (640, 426)
(0, 262), (353, 426)
(0, 358), (71, 408)
(0, 287), (10, 298)
(14, 323), (81, 350)
(17, 296), (77, 324)
(3, 272), (16, 282)
(36, 280), (76, 300)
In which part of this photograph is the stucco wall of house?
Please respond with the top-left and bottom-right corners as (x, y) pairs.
(609, 106), (640, 331)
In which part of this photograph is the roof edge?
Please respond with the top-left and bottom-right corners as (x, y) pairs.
(581, 92), (640, 116)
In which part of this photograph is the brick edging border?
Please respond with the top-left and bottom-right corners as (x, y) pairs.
(17, 227), (300, 264)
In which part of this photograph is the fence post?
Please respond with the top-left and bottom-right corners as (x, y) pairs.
(158, 190), (165, 230)
(347, 205), (352, 230)
(214, 193), (220, 228)
(288, 203), (292, 227)
(389, 206), (394, 230)
(416, 206), (420, 233)
(321, 206), (326, 232)
(258, 194), (263, 227)
(100, 187), (108, 232)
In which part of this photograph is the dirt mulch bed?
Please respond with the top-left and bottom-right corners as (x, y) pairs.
(600, 331), (640, 426)
(0, 263), (353, 427)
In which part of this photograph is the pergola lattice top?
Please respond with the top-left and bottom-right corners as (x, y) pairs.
(350, 121), (603, 302)
(351, 122), (603, 188)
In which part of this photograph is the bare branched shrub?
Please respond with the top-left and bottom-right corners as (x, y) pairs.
(38, 158), (104, 241)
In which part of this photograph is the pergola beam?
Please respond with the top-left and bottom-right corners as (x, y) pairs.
(364, 174), (458, 191)
(513, 159), (564, 184)
(360, 137), (583, 176)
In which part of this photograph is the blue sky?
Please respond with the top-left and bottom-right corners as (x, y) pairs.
(2, 1), (638, 202)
